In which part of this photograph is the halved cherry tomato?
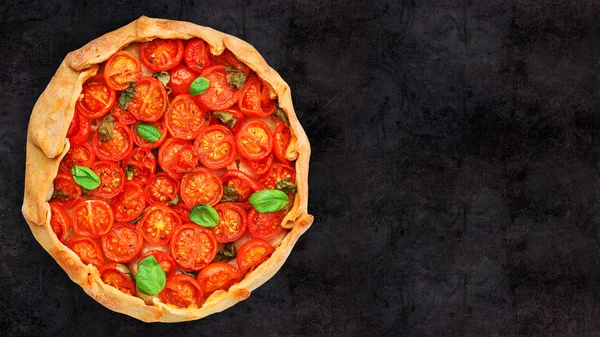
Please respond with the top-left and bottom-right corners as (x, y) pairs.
(49, 202), (71, 242)
(247, 209), (283, 241)
(102, 224), (144, 263)
(132, 118), (168, 149)
(168, 65), (199, 96)
(122, 147), (156, 186)
(159, 274), (203, 308)
(139, 39), (184, 72)
(259, 163), (296, 189)
(208, 108), (244, 134)
(104, 51), (142, 91)
(111, 181), (146, 223)
(197, 262), (240, 295)
(165, 94), (207, 140)
(196, 65), (239, 110)
(172, 203), (191, 223)
(193, 125), (237, 169)
(139, 250), (177, 278)
(137, 205), (182, 245)
(212, 203), (247, 243)
(67, 111), (80, 138)
(92, 122), (134, 161)
(123, 164), (153, 186)
(214, 49), (252, 77)
(72, 200), (114, 238)
(222, 170), (261, 202)
(90, 160), (125, 198)
(52, 174), (82, 209)
(173, 144), (198, 172)
(236, 120), (272, 160)
(170, 224), (217, 270)
(126, 77), (168, 122)
(59, 143), (95, 174)
(273, 123), (292, 163)
(242, 153), (273, 176)
(76, 76), (116, 119)
(184, 38), (213, 73)
(236, 239), (275, 275)
(158, 138), (193, 177)
(100, 263), (136, 295)
(66, 237), (104, 267)
(145, 173), (180, 205)
(68, 111), (91, 145)
(238, 78), (276, 117)
(111, 105), (136, 125)
(180, 169), (223, 208)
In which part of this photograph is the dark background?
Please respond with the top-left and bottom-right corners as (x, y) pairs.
(2, 0), (600, 336)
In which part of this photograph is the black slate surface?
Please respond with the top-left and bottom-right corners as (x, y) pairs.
(2, 0), (600, 336)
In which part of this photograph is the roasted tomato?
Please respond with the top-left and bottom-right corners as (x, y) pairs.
(66, 111), (80, 138)
(52, 174), (82, 209)
(139, 250), (177, 278)
(222, 170), (261, 203)
(137, 205), (182, 245)
(90, 160), (125, 198)
(122, 147), (157, 186)
(92, 122), (134, 161)
(197, 262), (240, 295)
(59, 143), (95, 174)
(212, 203), (247, 243)
(196, 65), (240, 110)
(158, 138), (193, 177)
(173, 144), (199, 173)
(236, 120), (272, 160)
(193, 125), (237, 169)
(49, 202), (71, 242)
(242, 153), (273, 176)
(214, 49), (252, 77)
(247, 209), (283, 241)
(170, 224), (218, 270)
(184, 38), (213, 73)
(100, 263), (136, 295)
(259, 163), (296, 189)
(168, 65), (199, 96)
(238, 78), (276, 117)
(104, 51), (142, 91)
(237, 239), (275, 275)
(159, 274), (204, 308)
(111, 181), (146, 223)
(67, 237), (104, 267)
(126, 77), (168, 122)
(140, 39), (184, 72)
(76, 76), (116, 119)
(68, 111), (91, 145)
(209, 108), (245, 134)
(273, 123), (292, 163)
(165, 94), (207, 140)
(102, 224), (144, 263)
(111, 105), (136, 125)
(72, 200), (114, 238)
(180, 169), (223, 208)
(145, 173), (180, 205)
(172, 203), (191, 223)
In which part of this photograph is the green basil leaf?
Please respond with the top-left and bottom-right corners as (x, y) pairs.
(274, 106), (290, 126)
(189, 204), (219, 227)
(71, 165), (100, 190)
(152, 72), (170, 87)
(213, 111), (238, 128)
(135, 256), (166, 295)
(276, 179), (297, 194)
(249, 189), (290, 213)
(189, 77), (210, 96)
(98, 114), (115, 142)
(224, 66), (246, 89)
(119, 82), (136, 110)
(136, 123), (161, 142)
(214, 242), (237, 262)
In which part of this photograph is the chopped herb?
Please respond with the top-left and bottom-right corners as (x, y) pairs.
(276, 179), (297, 194)
(119, 82), (136, 110)
(214, 243), (237, 262)
(220, 185), (239, 203)
(224, 66), (246, 89)
(274, 105), (290, 126)
(98, 114), (115, 142)
(213, 111), (238, 128)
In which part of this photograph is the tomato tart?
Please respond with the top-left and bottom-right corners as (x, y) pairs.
(21, 16), (312, 323)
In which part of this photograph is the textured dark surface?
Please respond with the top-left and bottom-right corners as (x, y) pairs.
(2, 0), (600, 336)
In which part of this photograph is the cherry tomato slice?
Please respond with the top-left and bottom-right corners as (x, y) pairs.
(193, 125), (237, 169)
(158, 138), (192, 176)
(76, 76), (116, 119)
(145, 173), (180, 206)
(59, 143), (95, 174)
(197, 262), (240, 295)
(66, 237), (104, 267)
(196, 65), (240, 110)
(180, 169), (223, 208)
(172, 203), (191, 223)
(68, 111), (91, 145)
(51, 174), (82, 209)
(92, 122), (134, 161)
(259, 163), (296, 189)
(212, 203), (247, 243)
(66, 111), (80, 138)
(237, 239), (275, 275)
(242, 153), (273, 176)
(222, 170), (261, 202)
(139, 250), (178, 278)
(100, 263), (136, 295)
(170, 224), (217, 271)
(49, 202), (71, 242)
(208, 108), (245, 134)
(173, 144), (198, 173)
(238, 78), (276, 117)
(111, 181), (146, 223)
(90, 160), (125, 198)
(122, 147), (156, 186)
(159, 274), (204, 308)
(126, 77), (168, 122)
(168, 65), (199, 96)
(137, 205), (182, 245)
(184, 38), (213, 73)
(165, 94), (207, 140)
(247, 209), (284, 241)
(102, 224), (144, 263)
(111, 105), (137, 125)
(236, 120), (273, 160)
(273, 123), (292, 163)
(104, 51), (142, 91)
(72, 200), (114, 238)
(132, 118), (168, 149)
(214, 49), (252, 77)
(140, 39), (184, 72)
(124, 164), (153, 186)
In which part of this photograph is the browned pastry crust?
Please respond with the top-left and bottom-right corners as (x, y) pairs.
(21, 16), (313, 322)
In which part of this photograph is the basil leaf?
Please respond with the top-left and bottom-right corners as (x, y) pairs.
(152, 72), (170, 87)
(119, 82), (136, 110)
(220, 185), (239, 203)
(71, 165), (100, 190)
(276, 179), (297, 194)
(249, 189), (290, 213)
(189, 204), (219, 227)
(274, 106), (290, 126)
(98, 114), (115, 142)
(214, 242), (237, 262)
(213, 111), (238, 128)
(189, 77), (209, 96)
(136, 123), (161, 142)
(135, 256), (166, 295)
(224, 66), (246, 89)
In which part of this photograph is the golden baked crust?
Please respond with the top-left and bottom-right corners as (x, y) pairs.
(21, 16), (313, 322)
